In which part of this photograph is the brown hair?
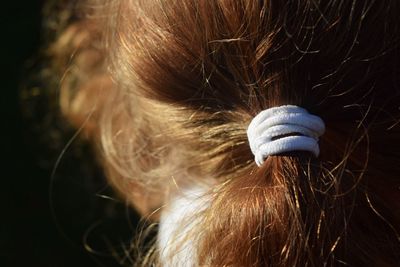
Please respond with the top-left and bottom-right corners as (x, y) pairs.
(53, 0), (400, 266)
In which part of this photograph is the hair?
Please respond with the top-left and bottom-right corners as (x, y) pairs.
(51, 0), (400, 266)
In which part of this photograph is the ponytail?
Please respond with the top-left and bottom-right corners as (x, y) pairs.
(55, 0), (400, 265)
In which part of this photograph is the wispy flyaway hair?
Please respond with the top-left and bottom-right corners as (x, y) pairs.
(52, 0), (400, 266)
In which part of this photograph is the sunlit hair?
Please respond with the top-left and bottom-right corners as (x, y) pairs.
(53, 0), (400, 266)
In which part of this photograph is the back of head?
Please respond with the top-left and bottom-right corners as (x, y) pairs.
(56, 0), (400, 266)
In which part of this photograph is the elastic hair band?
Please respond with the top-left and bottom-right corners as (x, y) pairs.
(247, 105), (325, 166)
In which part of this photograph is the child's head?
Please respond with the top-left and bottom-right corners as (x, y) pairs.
(57, 0), (400, 265)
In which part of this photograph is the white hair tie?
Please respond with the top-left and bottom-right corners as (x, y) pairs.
(247, 105), (325, 166)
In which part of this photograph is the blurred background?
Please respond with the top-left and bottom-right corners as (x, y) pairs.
(1, 1), (140, 266)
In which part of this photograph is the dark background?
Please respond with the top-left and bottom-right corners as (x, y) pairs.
(1, 1), (140, 266)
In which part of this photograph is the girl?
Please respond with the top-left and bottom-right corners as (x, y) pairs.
(54, 0), (400, 266)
